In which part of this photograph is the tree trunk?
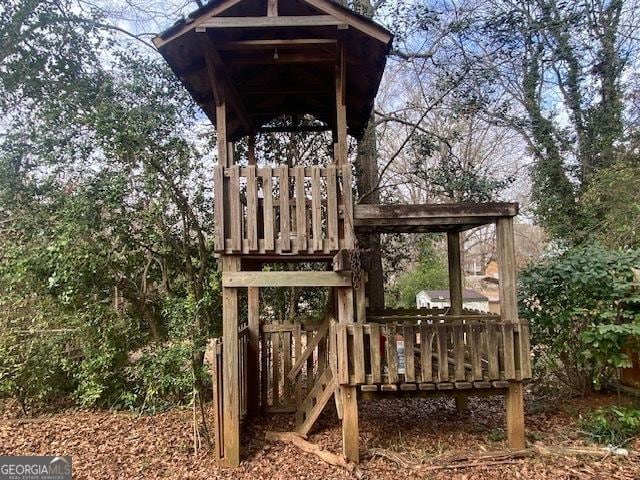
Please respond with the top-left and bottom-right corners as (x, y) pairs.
(355, 116), (384, 310)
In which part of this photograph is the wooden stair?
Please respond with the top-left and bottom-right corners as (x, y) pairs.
(295, 368), (336, 436)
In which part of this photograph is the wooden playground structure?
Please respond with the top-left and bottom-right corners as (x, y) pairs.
(153, 0), (532, 467)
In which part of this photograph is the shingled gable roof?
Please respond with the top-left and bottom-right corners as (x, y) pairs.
(152, 0), (393, 141)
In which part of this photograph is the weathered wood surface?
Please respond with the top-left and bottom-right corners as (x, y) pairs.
(331, 318), (532, 387)
(353, 203), (519, 233)
(214, 165), (350, 256)
(222, 271), (352, 287)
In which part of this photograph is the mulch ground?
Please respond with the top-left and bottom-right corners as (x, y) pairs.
(1, 392), (639, 479)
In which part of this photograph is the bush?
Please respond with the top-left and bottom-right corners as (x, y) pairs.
(123, 342), (199, 413)
(580, 406), (640, 445)
(519, 245), (640, 394)
(0, 295), (75, 414)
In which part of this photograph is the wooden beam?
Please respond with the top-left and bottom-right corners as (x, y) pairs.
(496, 217), (518, 323)
(222, 271), (352, 287)
(221, 256), (241, 467)
(199, 32), (254, 135)
(334, 39), (347, 164)
(355, 203), (519, 220)
(301, 0), (392, 44)
(196, 15), (345, 30)
(447, 231), (463, 316)
(152, 0), (244, 48)
(217, 39), (337, 50)
(224, 51), (335, 65)
(247, 286), (260, 416)
(506, 382), (525, 449)
(258, 125), (331, 133)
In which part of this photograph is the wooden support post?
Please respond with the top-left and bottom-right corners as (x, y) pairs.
(247, 286), (260, 416)
(496, 217), (517, 323)
(455, 395), (469, 415)
(342, 386), (359, 462)
(447, 231), (463, 316)
(334, 39), (347, 165)
(497, 217), (525, 449)
(337, 286), (358, 462)
(216, 102), (228, 167)
(506, 381), (525, 450)
(221, 256), (241, 466)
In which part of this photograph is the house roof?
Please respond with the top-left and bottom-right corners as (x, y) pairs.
(152, 0), (393, 141)
(418, 289), (489, 302)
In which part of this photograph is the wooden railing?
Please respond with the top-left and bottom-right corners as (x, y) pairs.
(331, 317), (532, 389)
(214, 164), (354, 255)
(260, 322), (326, 412)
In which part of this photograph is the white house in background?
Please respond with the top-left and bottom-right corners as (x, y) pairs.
(416, 288), (490, 312)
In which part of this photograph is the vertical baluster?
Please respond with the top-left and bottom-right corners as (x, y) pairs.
(420, 323), (434, 382)
(229, 165), (241, 252)
(437, 322), (449, 382)
(311, 166), (322, 252)
(214, 165), (225, 251)
(403, 324), (415, 382)
(385, 324), (399, 384)
(246, 166), (258, 251)
(353, 324), (365, 384)
(370, 324), (381, 384)
(294, 167), (307, 252)
(279, 166), (290, 252)
(326, 165), (338, 251)
(262, 168), (274, 252)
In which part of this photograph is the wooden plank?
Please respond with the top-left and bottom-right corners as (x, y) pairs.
(420, 323), (434, 382)
(214, 165), (225, 251)
(341, 385), (359, 462)
(279, 166), (291, 252)
(326, 165), (338, 250)
(354, 203), (519, 221)
(519, 321), (532, 379)
(369, 324), (381, 384)
(263, 324), (298, 333)
(403, 324), (415, 382)
(447, 231), (463, 316)
(496, 217), (518, 323)
(283, 328), (292, 405)
(260, 326), (268, 412)
(294, 167), (307, 252)
(355, 283), (366, 324)
(216, 103), (228, 166)
(437, 323), (449, 382)
(198, 15), (345, 29)
(247, 287), (260, 416)
(223, 271), (352, 287)
(385, 324), (399, 384)
(288, 322), (329, 382)
(336, 324), (349, 385)
(470, 323), (483, 381)
(218, 39), (337, 50)
(221, 256), (240, 466)
(229, 166), (242, 252)
(353, 324), (365, 384)
(311, 166), (322, 252)
(272, 331), (281, 407)
(341, 165), (355, 249)
(486, 322), (500, 380)
(246, 166), (258, 251)
(301, 0), (393, 44)
(400, 383), (417, 391)
(267, 0), (278, 16)
(452, 323), (465, 381)
(502, 323), (516, 380)
(262, 167), (275, 252)
(306, 329), (315, 396)
(506, 382), (525, 450)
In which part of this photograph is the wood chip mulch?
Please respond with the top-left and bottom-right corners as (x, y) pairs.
(1, 393), (639, 479)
